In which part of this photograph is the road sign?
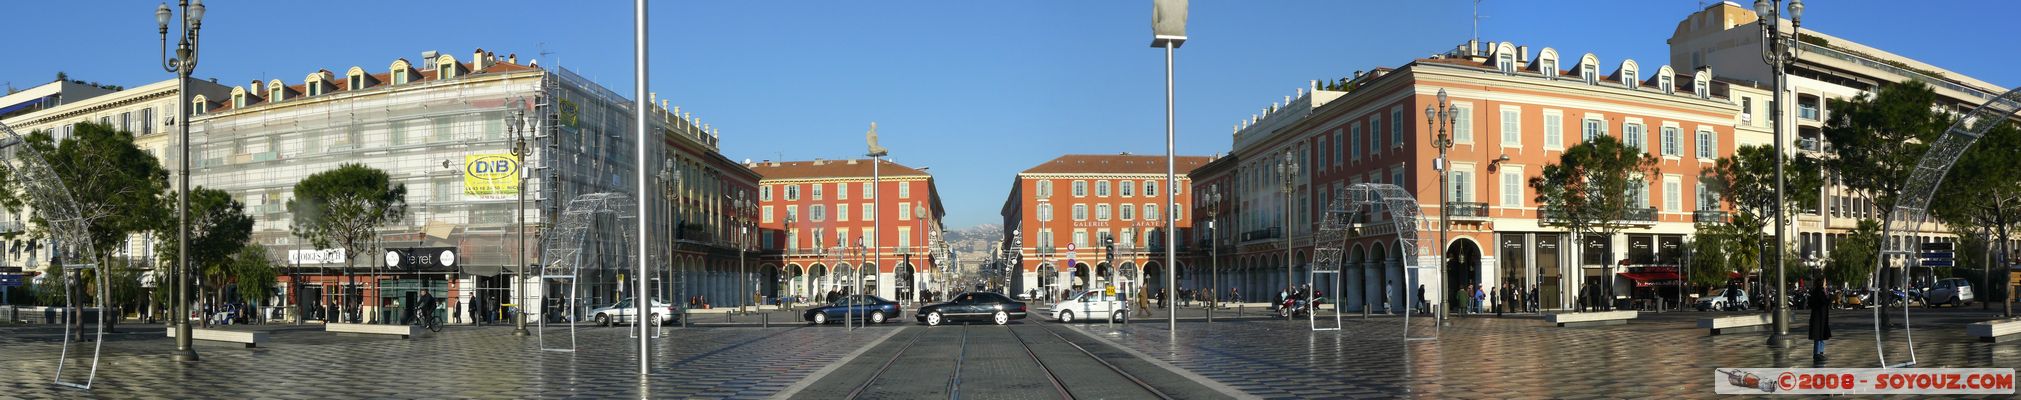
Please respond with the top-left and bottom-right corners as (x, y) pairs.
(0, 274), (22, 287)
(1922, 259), (1955, 267)
(0, 266), (20, 274)
(1922, 252), (1955, 260)
(1921, 242), (1955, 252)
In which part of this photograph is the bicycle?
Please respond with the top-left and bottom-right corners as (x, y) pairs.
(410, 307), (443, 333)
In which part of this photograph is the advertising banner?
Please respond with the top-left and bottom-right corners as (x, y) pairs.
(464, 153), (520, 200)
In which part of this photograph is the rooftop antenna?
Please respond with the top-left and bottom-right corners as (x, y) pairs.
(1472, 0), (1491, 45)
(538, 42), (557, 67)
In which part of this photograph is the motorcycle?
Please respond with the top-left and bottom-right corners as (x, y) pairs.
(1277, 298), (1312, 318)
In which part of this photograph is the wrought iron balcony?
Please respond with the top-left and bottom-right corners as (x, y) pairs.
(1693, 210), (1729, 224)
(1625, 207), (1658, 222)
(1445, 202), (1489, 218)
(1241, 227), (1282, 242)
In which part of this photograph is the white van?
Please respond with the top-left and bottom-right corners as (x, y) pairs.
(1049, 290), (1130, 323)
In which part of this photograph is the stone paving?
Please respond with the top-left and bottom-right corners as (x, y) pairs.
(1, 322), (895, 399)
(1065, 307), (2021, 399)
(2, 305), (2015, 399)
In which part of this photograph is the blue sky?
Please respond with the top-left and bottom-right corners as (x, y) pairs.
(4, 1), (2015, 228)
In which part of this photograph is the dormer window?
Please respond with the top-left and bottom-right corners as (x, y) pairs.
(436, 54), (460, 80)
(391, 59), (413, 85)
(308, 83), (322, 96)
(349, 75), (362, 90)
(1620, 60), (1639, 89)
(191, 95), (208, 114)
(1497, 53), (1515, 75)
(1694, 69), (1713, 99)
(1659, 75), (1675, 94)
(270, 86), (283, 102)
(231, 88), (246, 108)
(1582, 64), (1597, 85)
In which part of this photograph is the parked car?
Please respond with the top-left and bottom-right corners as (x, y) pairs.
(586, 298), (678, 326)
(917, 292), (1028, 326)
(803, 295), (902, 324)
(1927, 278), (1975, 307)
(1695, 288), (1750, 311)
(1049, 290), (1129, 323)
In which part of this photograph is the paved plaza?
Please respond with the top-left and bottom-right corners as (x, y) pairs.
(2, 305), (2017, 399)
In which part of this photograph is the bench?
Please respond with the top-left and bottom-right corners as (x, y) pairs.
(165, 327), (269, 348)
(1545, 310), (1639, 327)
(1966, 318), (2021, 343)
(326, 323), (420, 339)
(1697, 314), (1773, 335)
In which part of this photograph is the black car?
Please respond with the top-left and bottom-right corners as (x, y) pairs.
(803, 295), (902, 324)
(916, 292), (1028, 326)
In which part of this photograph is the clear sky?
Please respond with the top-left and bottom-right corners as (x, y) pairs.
(4, 1), (2015, 228)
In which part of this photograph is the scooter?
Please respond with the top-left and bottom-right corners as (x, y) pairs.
(1277, 298), (1312, 318)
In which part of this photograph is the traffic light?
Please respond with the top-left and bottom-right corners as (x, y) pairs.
(1105, 238), (1115, 261)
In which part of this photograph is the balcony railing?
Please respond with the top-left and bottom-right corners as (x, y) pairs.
(1693, 210), (1729, 224)
(1625, 207), (1658, 222)
(1798, 105), (1821, 121)
(1445, 202), (1488, 218)
(1240, 227), (1281, 242)
(1797, 137), (1821, 152)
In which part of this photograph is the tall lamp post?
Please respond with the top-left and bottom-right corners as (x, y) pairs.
(737, 195), (752, 315)
(511, 107), (534, 336)
(657, 162), (679, 317)
(156, 0), (206, 363)
(1425, 88), (1457, 327)
(1277, 150), (1300, 321)
(1151, 0), (1186, 332)
(1205, 184), (1222, 322)
(1756, 0), (1805, 349)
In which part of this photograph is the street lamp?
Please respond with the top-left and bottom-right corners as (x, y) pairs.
(511, 107), (534, 337)
(1425, 88), (1457, 327)
(157, 0), (206, 363)
(1756, 0), (1805, 349)
(737, 194), (751, 315)
(1205, 184), (1222, 323)
(1152, 0), (1186, 332)
(1277, 149), (1299, 321)
(657, 162), (680, 318)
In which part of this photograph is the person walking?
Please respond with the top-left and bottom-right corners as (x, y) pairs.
(1493, 286), (1504, 316)
(1415, 284), (1427, 314)
(1384, 280), (1394, 314)
(1809, 272), (1832, 362)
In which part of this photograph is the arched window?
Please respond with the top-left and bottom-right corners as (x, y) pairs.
(436, 54), (459, 80)
(269, 79), (285, 102)
(1619, 59), (1639, 89)
(390, 59), (413, 85)
(191, 95), (208, 114)
(1537, 47), (1559, 80)
(1656, 65), (1676, 94)
(1494, 42), (1517, 75)
(1693, 68), (1714, 99)
(1579, 54), (1600, 85)
(346, 66), (369, 91)
(230, 87), (246, 108)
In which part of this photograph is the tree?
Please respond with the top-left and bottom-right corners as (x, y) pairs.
(1703, 144), (1823, 298)
(1686, 228), (1733, 289)
(1821, 80), (1953, 289)
(288, 164), (406, 324)
(1930, 121), (2021, 317)
(2, 122), (170, 332)
(1530, 135), (1660, 309)
(153, 187), (254, 327)
(231, 245), (279, 319)
(1826, 220), (1882, 291)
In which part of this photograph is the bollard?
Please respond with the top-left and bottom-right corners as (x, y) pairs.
(725, 312), (733, 323)
(1205, 305), (1213, 324)
(762, 313), (769, 328)
(1237, 304), (1243, 318)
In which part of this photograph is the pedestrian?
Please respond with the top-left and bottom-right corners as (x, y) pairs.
(1415, 284), (1427, 314)
(1473, 285), (1486, 314)
(1809, 272), (1832, 362)
(1528, 284), (1539, 312)
(1493, 286), (1504, 316)
(1384, 280), (1394, 314)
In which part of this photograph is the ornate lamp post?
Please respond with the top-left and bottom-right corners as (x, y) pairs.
(1277, 149), (1300, 321)
(1425, 88), (1457, 327)
(157, 0), (206, 363)
(511, 107), (535, 336)
(1756, 0), (1805, 349)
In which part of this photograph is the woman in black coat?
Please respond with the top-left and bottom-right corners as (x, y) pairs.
(1808, 273), (1832, 361)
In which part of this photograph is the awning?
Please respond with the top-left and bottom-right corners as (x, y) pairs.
(1618, 271), (1681, 287)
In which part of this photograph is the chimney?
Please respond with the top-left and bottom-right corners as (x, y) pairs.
(813, 158), (825, 165)
(421, 50), (439, 69)
(1467, 39), (1480, 56)
(847, 159), (859, 165)
(1354, 70), (1365, 79)
(1517, 45), (1531, 63)
(249, 80), (263, 94)
(471, 48), (487, 72)
(508, 53), (518, 64)
(1309, 80), (1319, 92)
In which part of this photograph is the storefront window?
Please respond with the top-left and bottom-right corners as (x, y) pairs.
(1537, 234), (1562, 310)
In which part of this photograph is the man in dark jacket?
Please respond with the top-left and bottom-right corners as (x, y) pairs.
(1809, 272), (1832, 362)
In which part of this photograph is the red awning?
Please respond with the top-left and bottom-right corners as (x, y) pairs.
(1618, 271), (1681, 287)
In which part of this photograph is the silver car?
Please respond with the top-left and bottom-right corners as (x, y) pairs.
(586, 298), (678, 326)
(1927, 278), (1975, 307)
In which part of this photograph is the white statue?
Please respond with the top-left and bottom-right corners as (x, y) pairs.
(865, 121), (889, 157)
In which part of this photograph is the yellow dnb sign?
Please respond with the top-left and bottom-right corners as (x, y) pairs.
(464, 153), (519, 199)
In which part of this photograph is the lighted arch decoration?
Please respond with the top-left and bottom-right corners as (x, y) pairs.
(0, 122), (106, 389)
(535, 192), (639, 352)
(1312, 183), (1430, 335)
(1876, 85), (2021, 368)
